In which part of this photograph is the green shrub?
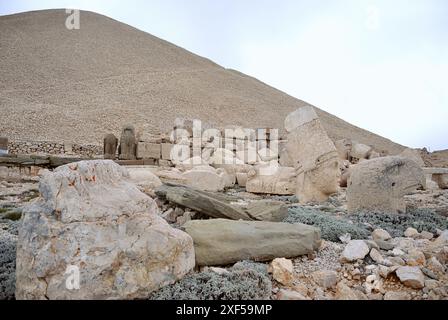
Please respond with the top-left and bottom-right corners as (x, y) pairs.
(149, 263), (272, 300)
(285, 206), (370, 242)
(349, 208), (448, 237)
(0, 222), (18, 300)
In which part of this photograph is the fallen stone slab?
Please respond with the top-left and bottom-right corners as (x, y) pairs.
(184, 219), (321, 266)
(156, 184), (287, 222)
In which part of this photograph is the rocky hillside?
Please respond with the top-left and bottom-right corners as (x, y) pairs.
(0, 9), (405, 154)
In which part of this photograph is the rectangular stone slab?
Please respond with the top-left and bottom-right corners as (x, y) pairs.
(184, 219), (321, 266)
(161, 143), (173, 160)
(137, 142), (161, 159)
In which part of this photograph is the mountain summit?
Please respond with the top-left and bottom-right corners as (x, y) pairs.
(0, 9), (404, 153)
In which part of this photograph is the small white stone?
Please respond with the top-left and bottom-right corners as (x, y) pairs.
(404, 227), (419, 238)
(341, 240), (370, 262)
(370, 248), (384, 264)
(372, 229), (392, 242)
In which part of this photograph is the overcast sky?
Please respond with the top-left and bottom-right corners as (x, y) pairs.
(1, 0), (447, 150)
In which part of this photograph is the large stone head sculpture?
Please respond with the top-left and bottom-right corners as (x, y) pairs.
(285, 106), (340, 204)
(347, 156), (425, 213)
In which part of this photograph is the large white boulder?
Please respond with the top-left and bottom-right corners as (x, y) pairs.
(15, 160), (195, 300)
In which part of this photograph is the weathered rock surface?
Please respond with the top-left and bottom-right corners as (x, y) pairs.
(395, 266), (425, 289)
(277, 289), (310, 300)
(126, 167), (163, 191)
(341, 240), (370, 262)
(335, 139), (352, 161)
(285, 106), (340, 204)
(15, 160), (195, 300)
(184, 219), (321, 266)
(372, 229), (392, 242)
(433, 174), (448, 189)
(347, 156), (425, 213)
(269, 258), (294, 286)
(156, 184), (287, 222)
(181, 166), (226, 192)
(311, 270), (338, 289)
(349, 142), (372, 161)
(335, 281), (368, 300)
(384, 291), (411, 300)
(246, 166), (297, 195)
(399, 148), (426, 167)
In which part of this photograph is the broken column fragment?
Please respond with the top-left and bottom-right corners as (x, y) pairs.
(285, 106), (340, 204)
(184, 219), (321, 266)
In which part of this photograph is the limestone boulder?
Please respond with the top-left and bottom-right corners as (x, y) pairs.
(398, 148), (425, 167)
(339, 161), (352, 188)
(155, 168), (187, 185)
(268, 258), (294, 286)
(258, 147), (278, 162)
(433, 174), (448, 189)
(209, 148), (240, 165)
(347, 156), (425, 213)
(236, 172), (248, 187)
(15, 160), (195, 300)
(335, 139), (352, 161)
(311, 270), (338, 289)
(395, 266), (425, 289)
(181, 166), (226, 192)
(372, 229), (392, 242)
(156, 184), (287, 222)
(335, 282), (368, 300)
(349, 143), (372, 161)
(177, 156), (209, 171)
(126, 167), (163, 191)
(184, 219), (321, 266)
(242, 200), (288, 222)
(341, 240), (370, 262)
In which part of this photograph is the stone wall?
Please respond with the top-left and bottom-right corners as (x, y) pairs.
(7, 141), (102, 158)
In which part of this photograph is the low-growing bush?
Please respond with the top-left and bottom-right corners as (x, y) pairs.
(0, 223), (18, 300)
(149, 262), (272, 300)
(285, 206), (370, 242)
(349, 208), (448, 237)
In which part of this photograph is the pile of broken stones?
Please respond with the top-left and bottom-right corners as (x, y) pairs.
(1, 106), (447, 300)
